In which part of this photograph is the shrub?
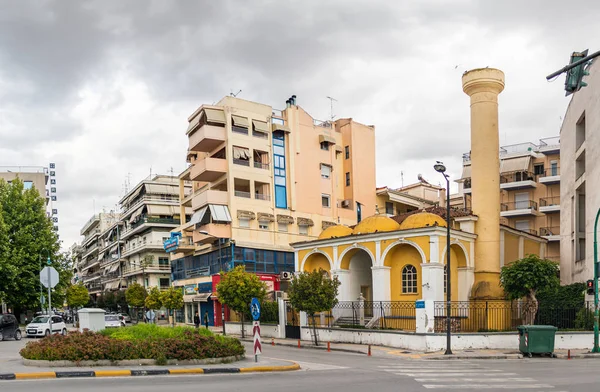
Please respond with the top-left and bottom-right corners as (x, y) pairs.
(20, 325), (244, 362)
(260, 301), (279, 324)
(575, 308), (594, 330)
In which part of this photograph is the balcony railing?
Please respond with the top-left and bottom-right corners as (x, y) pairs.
(500, 171), (535, 184)
(540, 196), (560, 207)
(541, 167), (560, 177)
(501, 200), (538, 211)
(463, 178), (471, 188)
(233, 158), (250, 167)
(234, 190), (251, 198)
(540, 226), (560, 236)
(516, 228), (538, 235)
(121, 263), (171, 275)
(131, 216), (179, 229)
(254, 162), (269, 170)
(252, 130), (269, 139)
(232, 126), (248, 135)
(255, 193), (271, 201)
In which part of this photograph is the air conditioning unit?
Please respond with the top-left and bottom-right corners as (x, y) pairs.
(341, 199), (350, 208)
(280, 271), (293, 280)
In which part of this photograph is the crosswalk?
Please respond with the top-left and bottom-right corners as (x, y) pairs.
(377, 361), (565, 390)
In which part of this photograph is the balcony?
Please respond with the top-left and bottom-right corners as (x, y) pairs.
(121, 240), (168, 257)
(539, 167), (560, 185)
(188, 124), (226, 152)
(253, 161), (269, 170)
(122, 263), (171, 277)
(501, 200), (538, 217)
(234, 190), (251, 198)
(500, 171), (537, 190)
(538, 136), (560, 155)
(540, 227), (560, 241)
(86, 282), (103, 293)
(539, 196), (560, 213)
(233, 158), (250, 167)
(463, 178), (471, 194)
(192, 189), (228, 210)
(255, 193), (271, 201)
(131, 215), (179, 230)
(190, 157), (227, 182)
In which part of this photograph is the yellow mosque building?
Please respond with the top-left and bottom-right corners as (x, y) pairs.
(291, 68), (549, 326)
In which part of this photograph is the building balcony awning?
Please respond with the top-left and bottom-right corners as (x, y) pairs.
(232, 115), (249, 128)
(501, 156), (531, 173)
(209, 204), (232, 223)
(460, 164), (471, 180)
(145, 183), (179, 196)
(252, 120), (269, 133)
(335, 145), (343, 153)
(187, 114), (201, 134)
(237, 210), (256, 220)
(257, 212), (275, 222)
(108, 263), (120, 273)
(204, 108), (226, 125)
(322, 221), (336, 230)
(232, 146), (250, 159)
(277, 214), (294, 224)
(297, 217), (314, 227)
(189, 207), (207, 226)
(147, 204), (176, 216)
(319, 135), (336, 145)
(192, 293), (212, 302)
(271, 123), (290, 133)
(129, 206), (145, 223)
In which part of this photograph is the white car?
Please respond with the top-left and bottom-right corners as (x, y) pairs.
(105, 314), (125, 328)
(26, 315), (67, 337)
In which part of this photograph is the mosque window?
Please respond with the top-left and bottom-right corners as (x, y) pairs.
(402, 265), (417, 294)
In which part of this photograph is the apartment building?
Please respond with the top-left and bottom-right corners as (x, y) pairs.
(169, 95), (376, 325)
(559, 59), (600, 285)
(376, 181), (445, 216)
(458, 137), (561, 262)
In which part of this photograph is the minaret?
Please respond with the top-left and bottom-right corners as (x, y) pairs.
(462, 68), (505, 299)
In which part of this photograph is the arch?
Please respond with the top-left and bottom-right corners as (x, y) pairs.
(401, 265), (418, 294)
(441, 240), (470, 268)
(337, 243), (376, 270)
(300, 249), (333, 272)
(380, 239), (427, 267)
(441, 242), (468, 301)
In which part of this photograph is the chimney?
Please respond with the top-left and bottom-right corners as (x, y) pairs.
(285, 99), (291, 108)
(291, 95), (297, 106)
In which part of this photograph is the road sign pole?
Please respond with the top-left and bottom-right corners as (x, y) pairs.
(47, 257), (52, 334)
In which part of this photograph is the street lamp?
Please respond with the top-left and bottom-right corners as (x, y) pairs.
(434, 161), (452, 355)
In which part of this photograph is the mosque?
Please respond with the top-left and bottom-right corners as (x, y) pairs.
(291, 68), (548, 312)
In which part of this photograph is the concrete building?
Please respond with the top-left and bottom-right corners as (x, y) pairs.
(560, 59), (600, 285)
(376, 181), (443, 216)
(169, 95), (376, 325)
(457, 137), (561, 264)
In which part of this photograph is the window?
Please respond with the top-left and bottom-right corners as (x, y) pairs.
(321, 164), (332, 179)
(51, 179), (56, 185)
(321, 194), (331, 208)
(144, 278), (149, 287)
(23, 181), (33, 190)
(357, 202), (362, 222)
(232, 115), (249, 135)
(239, 218), (250, 228)
(550, 160), (559, 176)
(278, 222), (288, 232)
(534, 164), (544, 175)
(345, 172), (350, 186)
(402, 265), (417, 294)
(345, 146), (350, 159)
(385, 202), (394, 215)
(576, 113), (585, 150)
(259, 223), (269, 230)
(273, 131), (287, 209)
(158, 257), (169, 265)
(299, 225), (308, 235)
(515, 220), (530, 232)
(320, 142), (329, 151)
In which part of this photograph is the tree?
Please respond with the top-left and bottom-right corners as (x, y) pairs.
(145, 286), (163, 323)
(500, 254), (560, 325)
(216, 265), (267, 337)
(66, 284), (89, 309)
(160, 287), (183, 327)
(103, 291), (117, 311)
(288, 269), (341, 345)
(0, 178), (62, 319)
(125, 282), (147, 322)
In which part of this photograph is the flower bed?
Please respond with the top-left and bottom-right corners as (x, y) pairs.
(20, 325), (244, 363)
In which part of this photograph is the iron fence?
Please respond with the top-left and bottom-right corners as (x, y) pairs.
(324, 301), (416, 330)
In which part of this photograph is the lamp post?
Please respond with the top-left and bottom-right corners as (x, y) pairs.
(434, 161), (452, 355)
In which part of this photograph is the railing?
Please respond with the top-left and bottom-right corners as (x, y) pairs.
(463, 178), (471, 188)
(501, 200), (537, 211)
(252, 130), (269, 139)
(123, 196), (179, 216)
(540, 226), (560, 236)
(462, 152), (471, 162)
(101, 272), (120, 283)
(121, 263), (171, 275)
(255, 193), (271, 201)
(540, 196), (560, 207)
(434, 301), (595, 332)
(253, 162), (269, 170)
(234, 190), (251, 198)
(232, 126), (248, 135)
(517, 228), (538, 235)
(0, 165), (47, 174)
(131, 216), (179, 229)
(233, 158), (250, 166)
(328, 301), (416, 331)
(539, 136), (560, 148)
(500, 171), (535, 184)
(540, 167), (560, 177)
(313, 119), (332, 128)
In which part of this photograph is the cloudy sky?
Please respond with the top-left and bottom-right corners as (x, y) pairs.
(0, 0), (597, 248)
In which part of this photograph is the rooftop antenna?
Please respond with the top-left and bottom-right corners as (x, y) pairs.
(401, 171), (404, 187)
(149, 166), (152, 180)
(230, 89), (242, 97)
(169, 167), (174, 179)
(326, 96), (337, 121)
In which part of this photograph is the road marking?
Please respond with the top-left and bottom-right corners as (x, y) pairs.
(415, 377), (536, 382)
(391, 369), (504, 373)
(422, 384), (554, 389)
(401, 373), (518, 377)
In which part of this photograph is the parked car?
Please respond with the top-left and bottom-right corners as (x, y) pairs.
(26, 315), (67, 337)
(117, 313), (131, 324)
(0, 314), (22, 341)
(105, 314), (125, 328)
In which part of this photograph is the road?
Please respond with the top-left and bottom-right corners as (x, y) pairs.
(2, 340), (599, 391)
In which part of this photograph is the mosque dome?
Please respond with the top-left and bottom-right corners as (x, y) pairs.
(399, 212), (447, 230)
(318, 225), (353, 240)
(352, 215), (401, 235)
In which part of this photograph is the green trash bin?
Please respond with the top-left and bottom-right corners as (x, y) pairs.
(517, 325), (558, 357)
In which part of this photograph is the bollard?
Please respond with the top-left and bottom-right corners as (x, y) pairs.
(568, 349), (571, 360)
(271, 338), (275, 346)
(327, 342), (331, 352)
(298, 339), (301, 348)
(368, 344), (372, 356)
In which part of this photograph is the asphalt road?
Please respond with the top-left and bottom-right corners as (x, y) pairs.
(2, 340), (599, 391)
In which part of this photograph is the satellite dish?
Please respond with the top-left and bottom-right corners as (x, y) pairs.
(417, 173), (424, 181)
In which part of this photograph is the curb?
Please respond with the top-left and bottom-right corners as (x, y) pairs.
(426, 354), (524, 360)
(0, 363), (300, 381)
(240, 338), (367, 355)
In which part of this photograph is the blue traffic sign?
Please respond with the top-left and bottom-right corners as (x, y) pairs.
(250, 298), (261, 321)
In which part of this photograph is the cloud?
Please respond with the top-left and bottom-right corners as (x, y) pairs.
(0, 0), (590, 246)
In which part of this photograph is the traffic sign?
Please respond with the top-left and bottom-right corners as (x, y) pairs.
(253, 320), (262, 359)
(40, 267), (59, 288)
(251, 297), (261, 321)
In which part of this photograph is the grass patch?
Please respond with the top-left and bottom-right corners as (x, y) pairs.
(100, 323), (214, 340)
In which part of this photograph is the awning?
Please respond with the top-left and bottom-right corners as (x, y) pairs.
(501, 156), (531, 173)
(461, 164), (471, 179)
(322, 221), (336, 230)
(257, 212), (275, 222)
(204, 108), (226, 125)
(147, 204), (175, 216)
(145, 183), (179, 195)
(271, 123), (291, 133)
(98, 253), (105, 262)
(232, 115), (249, 128)
(106, 228), (114, 241)
(186, 114), (201, 134)
(319, 134), (336, 145)
(237, 210), (256, 220)
(297, 217), (314, 227)
(124, 185), (143, 206)
(129, 206), (145, 223)
(335, 145), (343, 153)
(209, 204), (232, 223)
(252, 120), (269, 133)
(277, 214), (294, 224)
(232, 146), (250, 159)
(189, 207), (208, 226)
(192, 293), (212, 302)
(108, 263), (120, 273)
